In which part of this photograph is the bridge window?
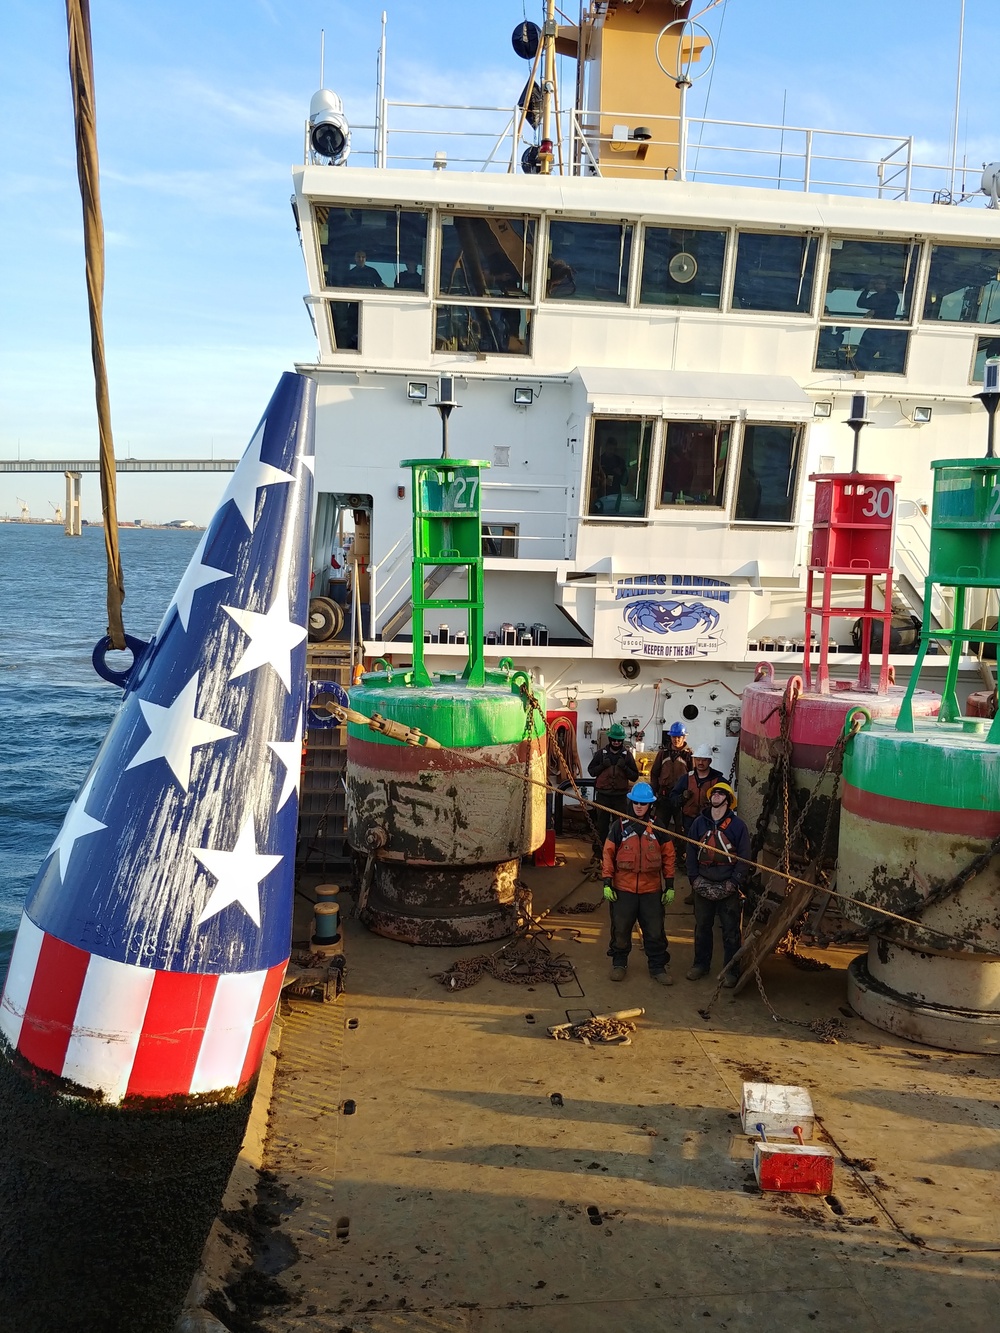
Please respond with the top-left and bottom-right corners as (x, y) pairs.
(438, 214), (537, 301)
(658, 422), (730, 507)
(434, 305), (532, 355)
(814, 325), (909, 374)
(824, 239), (918, 320)
(586, 417), (653, 517)
(640, 227), (727, 308)
(315, 205), (428, 291)
(732, 232), (817, 313)
(923, 245), (1000, 324)
(327, 301), (360, 352)
(734, 424), (803, 525)
(546, 220), (634, 304)
(973, 335), (1000, 383)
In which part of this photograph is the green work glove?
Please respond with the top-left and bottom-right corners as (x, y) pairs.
(662, 885), (675, 905)
(603, 882), (617, 903)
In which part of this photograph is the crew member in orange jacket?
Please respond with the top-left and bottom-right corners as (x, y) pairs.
(602, 781), (675, 985)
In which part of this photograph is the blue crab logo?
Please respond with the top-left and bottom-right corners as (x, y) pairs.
(623, 599), (721, 635)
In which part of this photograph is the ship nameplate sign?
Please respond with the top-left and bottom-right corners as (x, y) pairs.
(599, 574), (741, 660)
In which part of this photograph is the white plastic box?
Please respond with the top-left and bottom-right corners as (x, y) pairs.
(741, 1082), (815, 1140)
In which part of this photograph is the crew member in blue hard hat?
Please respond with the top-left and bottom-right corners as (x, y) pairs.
(587, 722), (639, 848)
(650, 721), (692, 835)
(602, 781), (675, 985)
(685, 781), (750, 987)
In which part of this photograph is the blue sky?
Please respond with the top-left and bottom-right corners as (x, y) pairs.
(0, 0), (993, 523)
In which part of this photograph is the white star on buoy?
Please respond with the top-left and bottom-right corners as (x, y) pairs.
(125, 673), (236, 791)
(267, 708), (304, 810)
(48, 771), (107, 881)
(169, 531), (231, 632)
(193, 814), (283, 927)
(223, 571), (307, 692)
(219, 423), (295, 533)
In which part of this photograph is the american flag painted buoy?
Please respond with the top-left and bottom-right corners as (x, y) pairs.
(0, 371), (315, 1332)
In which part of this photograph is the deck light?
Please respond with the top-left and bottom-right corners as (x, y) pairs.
(308, 89), (351, 165)
(813, 401), (833, 418)
(433, 151), (448, 170)
(513, 387), (534, 406)
(407, 381), (428, 401)
(913, 406), (933, 424)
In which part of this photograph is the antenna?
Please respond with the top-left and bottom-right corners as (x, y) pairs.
(949, 0), (966, 201)
(320, 28), (325, 88)
(654, 16), (716, 183)
(375, 11), (388, 168)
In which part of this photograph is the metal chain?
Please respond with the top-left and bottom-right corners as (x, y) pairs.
(513, 683), (543, 926)
(700, 712), (863, 1022)
(897, 828), (1000, 927)
(749, 677), (800, 864)
(752, 965), (846, 1044)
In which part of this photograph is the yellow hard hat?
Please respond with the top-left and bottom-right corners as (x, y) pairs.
(708, 781), (737, 809)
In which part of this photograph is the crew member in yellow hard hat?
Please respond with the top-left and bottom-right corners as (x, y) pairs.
(684, 781), (750, 987)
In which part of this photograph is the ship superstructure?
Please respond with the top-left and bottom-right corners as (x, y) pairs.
(291, 0), (1000, 772)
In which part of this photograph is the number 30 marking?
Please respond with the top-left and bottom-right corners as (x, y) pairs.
(861, 485), (893, 519)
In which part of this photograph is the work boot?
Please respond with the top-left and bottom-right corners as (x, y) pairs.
(683, 893), (694, 905)
(722, 970), (739, 989)
(651, 969), (673, 986)
(610, 966), (627, 982)
(686, 965), (708, 981)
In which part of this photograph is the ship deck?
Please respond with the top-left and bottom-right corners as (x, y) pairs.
(244, 840), (1000, 1332)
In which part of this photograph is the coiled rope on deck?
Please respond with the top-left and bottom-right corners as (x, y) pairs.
(66, 0), (125, 649)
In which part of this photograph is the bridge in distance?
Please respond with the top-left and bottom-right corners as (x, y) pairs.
(0, 459), (239, 533)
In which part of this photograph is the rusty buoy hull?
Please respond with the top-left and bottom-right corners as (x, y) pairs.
(739, 667), (938, 854)
(347, 670), (545, 945)
(840, 719), (1000, 1052)
(361, 858), (521, 945)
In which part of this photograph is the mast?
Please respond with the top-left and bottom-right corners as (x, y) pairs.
(539, 0), (557, 174)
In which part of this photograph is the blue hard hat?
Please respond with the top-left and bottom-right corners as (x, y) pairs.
(668, 722), (687, 737)
(628, 781), (656, 805)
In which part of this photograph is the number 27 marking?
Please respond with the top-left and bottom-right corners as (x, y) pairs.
(452, 477), (478, 508)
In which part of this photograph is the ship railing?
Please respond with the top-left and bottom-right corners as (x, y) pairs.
(309, 101), (984, 205)
(571, 108), (951, 201)
(894, 498), (954, 630)
(368, 531), (411, 639)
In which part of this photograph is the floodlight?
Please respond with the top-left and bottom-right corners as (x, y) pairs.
(813, 401), (833, 418)
(308, 89), (351, 166)
(913, 406), (932, 424)
(407, 382), (428, 401)
(513, 387), (533, 406)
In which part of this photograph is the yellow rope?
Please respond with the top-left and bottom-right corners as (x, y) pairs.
(66, 0), (125, 649)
